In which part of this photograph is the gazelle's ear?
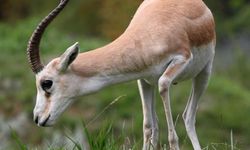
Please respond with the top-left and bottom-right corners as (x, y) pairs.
(58, 42), (79, 72)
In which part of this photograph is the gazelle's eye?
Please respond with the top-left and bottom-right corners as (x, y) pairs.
(41, 80), (53, 91)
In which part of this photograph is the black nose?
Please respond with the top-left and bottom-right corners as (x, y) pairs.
(34, 116), (39, 124)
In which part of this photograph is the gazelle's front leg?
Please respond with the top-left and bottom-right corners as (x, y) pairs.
(158, 54), (191, 150)
(138, 79), (158, 150)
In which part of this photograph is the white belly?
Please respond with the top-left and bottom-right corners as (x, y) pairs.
(174, 42), (215, 82)
(147, 42), (215, 84)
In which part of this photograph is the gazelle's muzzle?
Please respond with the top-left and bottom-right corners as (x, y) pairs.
(34, 113), (51, 127)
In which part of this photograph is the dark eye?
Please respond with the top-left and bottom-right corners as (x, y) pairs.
(41, 80), (53, 91)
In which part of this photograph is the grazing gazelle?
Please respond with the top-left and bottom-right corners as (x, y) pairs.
(27, 0), (215, 149)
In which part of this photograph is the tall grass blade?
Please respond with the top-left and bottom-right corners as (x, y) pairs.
(86, 95), (126, 127)
(9, 126), (28, 150)
(230, 130), (234, 150)
(65, 134), (82, 150)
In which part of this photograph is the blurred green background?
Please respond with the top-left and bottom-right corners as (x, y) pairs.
(0, 0), (249, 149)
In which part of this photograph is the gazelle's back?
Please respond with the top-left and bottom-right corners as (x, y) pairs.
(126, 0), (215, 49)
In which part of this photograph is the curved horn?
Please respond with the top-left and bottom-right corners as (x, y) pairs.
(27, 0), (70, 74)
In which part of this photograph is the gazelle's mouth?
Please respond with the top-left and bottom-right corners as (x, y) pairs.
(40, 114), (51, 126)
(34, 114), (51, 127)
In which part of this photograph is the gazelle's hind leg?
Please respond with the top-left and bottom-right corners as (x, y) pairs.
(138, 79), (159, 150)
(182, 60), (213, 150)
(158, 53), (191, 150)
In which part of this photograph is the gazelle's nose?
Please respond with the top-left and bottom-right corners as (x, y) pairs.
(33, 113), (51, 127)
(34, 115), (39, 124)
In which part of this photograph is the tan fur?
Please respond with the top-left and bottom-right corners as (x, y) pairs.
(71, 0), (215, 77)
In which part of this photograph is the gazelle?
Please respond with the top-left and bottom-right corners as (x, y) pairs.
(27, 0), (215, 149)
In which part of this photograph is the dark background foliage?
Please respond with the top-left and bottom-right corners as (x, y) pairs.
(1, 0), (249, 39)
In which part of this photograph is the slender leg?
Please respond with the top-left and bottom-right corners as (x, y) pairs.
(182, 61), (213, 150)
(137, 79), (158, 150)
(151, 93), (158, 148)
(158, 54), (191, 150)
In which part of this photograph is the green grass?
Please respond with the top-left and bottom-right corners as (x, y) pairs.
(0, 18), (250, 149)
(9, 124), (240, 150)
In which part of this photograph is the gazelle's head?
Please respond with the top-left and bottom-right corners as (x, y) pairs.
(27, 0), (80, 126)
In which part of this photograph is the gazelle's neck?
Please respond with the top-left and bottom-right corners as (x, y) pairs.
(71, 33), (150, 87)
(72, 35), (124, 74)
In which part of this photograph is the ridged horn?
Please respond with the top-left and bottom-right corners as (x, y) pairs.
(27, 0), (70, 74)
